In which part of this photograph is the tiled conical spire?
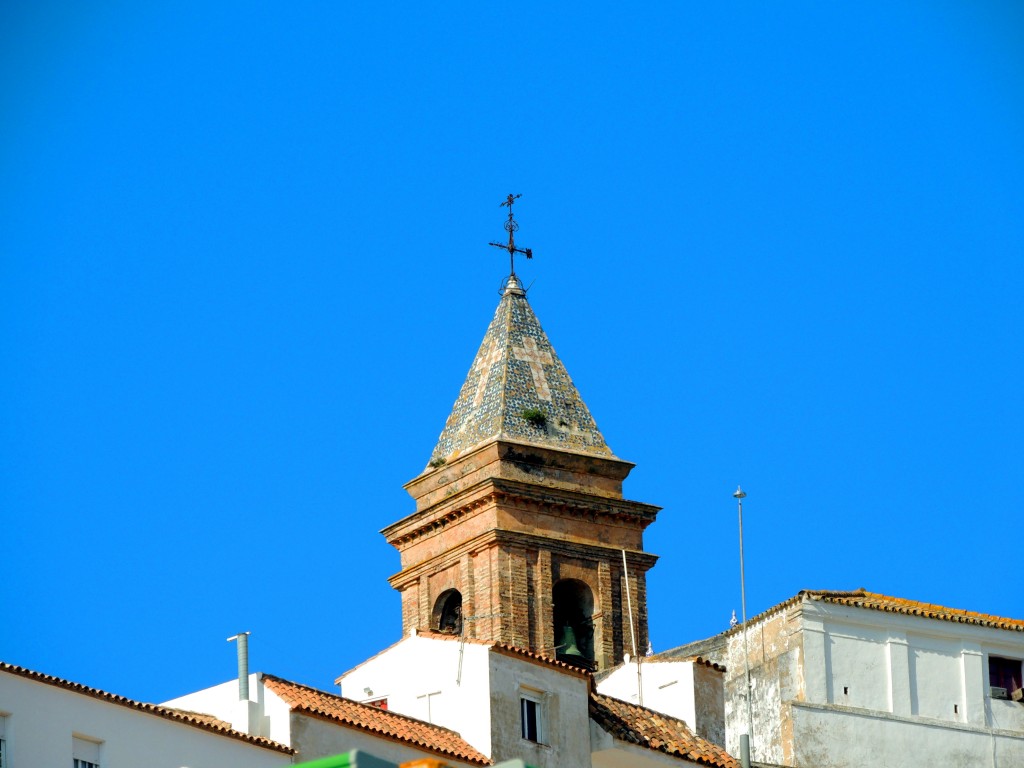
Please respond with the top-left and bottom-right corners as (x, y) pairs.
(429, 275), (612, 466)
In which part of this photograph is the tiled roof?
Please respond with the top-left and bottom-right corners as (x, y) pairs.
(590, 692), (738, 768)
(262, 674), (490, 766)
(809, 589), (1024, 632)
(0, 662), (292, 754)
(429, 275), (612, 465)
(162, 708), (235, 730)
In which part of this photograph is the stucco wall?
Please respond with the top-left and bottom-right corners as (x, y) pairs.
(163, 673), (293, 745)
(339, 634), (494, 758)
(719, 598), (1024, 766)
(0, 671), (288, 768)
(289, 712), (478, 767)
(596, 658), (725, 745)
(791, 701), (1024, 768)
(720, 609), (796, 764)
(486, 650), (591, 768)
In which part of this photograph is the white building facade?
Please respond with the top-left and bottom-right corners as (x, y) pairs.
(163, 667), (489, 767)
(337, 630), (736, 768)
(658, 589), (1024, 767)
(0, 662), (291, 768)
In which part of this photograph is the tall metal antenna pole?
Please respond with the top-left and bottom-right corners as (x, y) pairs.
(734, 486), (752, 768)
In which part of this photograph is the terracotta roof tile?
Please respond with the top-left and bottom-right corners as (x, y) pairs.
(262, 674), (490, 766)
(0, 662), (292, 754)
(590, 692), (737, 767)
(811, 590), (1024, 631)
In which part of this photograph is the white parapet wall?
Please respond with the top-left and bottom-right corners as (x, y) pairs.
(339, 632), (495, 758)
(163, 672), (293, 746)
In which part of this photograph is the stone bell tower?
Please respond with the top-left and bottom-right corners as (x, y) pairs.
(383, 255), (660, 671)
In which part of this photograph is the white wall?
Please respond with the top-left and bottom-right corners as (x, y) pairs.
(339, 634), (494, 758)
(289, 712), (479, 768)
(597, 656), (726, 745)
(339, 634), (593, 768)
(791, 701), (1024, 768)
(0, 672), (289, 768)
(720, 598), (1024, 767)
(163, 673), (293, 746)
(486, 650), (591, 768)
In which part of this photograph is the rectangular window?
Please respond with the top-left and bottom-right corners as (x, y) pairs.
(73, 736), (101, 768)
(520, 692), (545, 744)
(989, 656), (1023, 699)
(0, 714), (6, 768)
(366, 697), (388, 710)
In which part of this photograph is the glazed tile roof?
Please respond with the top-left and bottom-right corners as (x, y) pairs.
(429, 275), (612, 466)
(590, 692), (738, 767)
(0, 662), (292, 754)
(262, 674), (490, 766)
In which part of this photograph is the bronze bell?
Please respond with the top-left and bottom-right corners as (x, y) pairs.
(558, 625), (583, 657)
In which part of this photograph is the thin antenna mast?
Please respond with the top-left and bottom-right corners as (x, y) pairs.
(735, 486), (753, 768)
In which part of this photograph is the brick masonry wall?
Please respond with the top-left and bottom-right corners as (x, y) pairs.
(389, 441), (659, 669)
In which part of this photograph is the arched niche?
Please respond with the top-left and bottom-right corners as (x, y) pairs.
(432, 589), (463, 634)
(552, 579), (595, 665)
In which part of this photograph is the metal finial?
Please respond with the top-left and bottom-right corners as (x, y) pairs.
(733, 485), (747, 500)
(489, 193), (534, 276)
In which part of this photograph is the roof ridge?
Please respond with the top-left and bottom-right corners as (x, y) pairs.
(0, 662), (292, 754)
(817, 590), (1024, 630)
(493, 287), (515, 444)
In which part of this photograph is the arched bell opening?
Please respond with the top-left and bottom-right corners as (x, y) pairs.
(552, 579), (595, 667)
(432, 589), (463, 634)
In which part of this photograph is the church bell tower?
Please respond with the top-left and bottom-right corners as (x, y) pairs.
(382, 201), (659, 670)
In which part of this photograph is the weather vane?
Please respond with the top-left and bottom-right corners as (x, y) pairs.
(489, 193), (533, 276)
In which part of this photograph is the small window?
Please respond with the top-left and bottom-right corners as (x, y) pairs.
(366, 697), (389, 710)
(73, 736), (101, 768)
(520, 693), (545, 744)
(0, 714), (6, 768)
(989, 656), (1022, 698)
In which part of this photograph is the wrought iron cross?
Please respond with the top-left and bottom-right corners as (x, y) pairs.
(489, 193), (533, 275)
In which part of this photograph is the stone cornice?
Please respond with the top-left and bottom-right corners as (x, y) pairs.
(382, 476), (661, 548)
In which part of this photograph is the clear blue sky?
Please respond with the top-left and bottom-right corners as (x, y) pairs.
(2, 2), (1022, 704)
